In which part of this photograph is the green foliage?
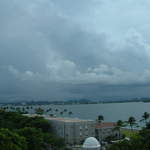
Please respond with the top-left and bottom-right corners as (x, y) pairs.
(0, 128), (27, 150)
(108, 114), (150, 150)
(109, 136), (143, 150)
(43, 133), (65, 149)
(0, 110), (66, 150)
(121, 130), (138, 138)
(22, 116), (52, 133)
(35, 108), (44, 115)
(109, 124), (150, 150)
(0, 110), (26, 129)
(105, 135), (119, 142)
(17, 127), (43, 150)
(117, 120), (124, 127)
(115, 120), (126, 139)
(141, 112), (150, 123)
(127, 116), (136, 130)
(0, 110), (52, 132)
(68, 111), (73, 115)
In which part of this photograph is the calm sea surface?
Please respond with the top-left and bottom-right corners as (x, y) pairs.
(38, 102), (150, 122)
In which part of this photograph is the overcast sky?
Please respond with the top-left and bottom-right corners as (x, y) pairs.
(1, 0), (150, 101)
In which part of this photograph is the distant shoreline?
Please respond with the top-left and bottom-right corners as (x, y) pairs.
(1, 99), (150, 106)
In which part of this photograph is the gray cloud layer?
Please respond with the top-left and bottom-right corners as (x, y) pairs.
(1, 0), (150, 101)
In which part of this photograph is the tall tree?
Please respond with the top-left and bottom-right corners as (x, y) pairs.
(60, 111), (63, 115)
(141, 112), (150, 124)
(115, 120), (125, 139)
(35, 108), (44, 115)
(127, 116), (136, 130)
(68, 111), (73, 116)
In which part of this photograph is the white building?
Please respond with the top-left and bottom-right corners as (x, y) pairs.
(83, 137), (101, 150)
(46, 117), (95, 145)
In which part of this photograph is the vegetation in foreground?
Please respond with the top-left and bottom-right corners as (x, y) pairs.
(0, 110), (66, 150)
(108, 112), (150, 150)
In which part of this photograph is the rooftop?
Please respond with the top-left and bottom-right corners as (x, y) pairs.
(96, 122), (117, 128)
(24, 114), (94, 122)
(45, 116), (94, 123)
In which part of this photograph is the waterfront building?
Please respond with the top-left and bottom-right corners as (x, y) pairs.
(82, 137), (101, 150)
(25, 114), (119, 145)
(45, 117), (95, 145)
(95, 122), (119, 141)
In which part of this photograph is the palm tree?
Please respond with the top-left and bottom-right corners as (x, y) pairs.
(127, 116), (136, 130)
(35, 107), (44, 115)
(60, 111), (64, 117)
(68, 111), (73, 116)
(63, 109), (67, 112)
(115, 120), (125, 139)
(141, 112), (150, 124)
(97, 115), (104, 123)
(55, 109), (59, 112)
(46, 109), (49, 113)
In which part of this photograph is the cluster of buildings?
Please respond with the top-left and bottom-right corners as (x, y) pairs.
(45, 116), (119, 146)
(25, 114), (120, 149)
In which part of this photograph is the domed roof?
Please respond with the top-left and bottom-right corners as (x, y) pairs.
(83, 137), (101, 149)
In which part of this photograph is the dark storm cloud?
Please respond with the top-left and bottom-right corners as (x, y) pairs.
(1, 0), (150, 101)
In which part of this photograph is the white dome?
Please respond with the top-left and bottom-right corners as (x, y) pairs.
(83, 137), (101, 149)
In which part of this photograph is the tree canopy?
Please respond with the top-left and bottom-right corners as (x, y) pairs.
(0, 128), (27, 150)
(0, 110), (66, 150)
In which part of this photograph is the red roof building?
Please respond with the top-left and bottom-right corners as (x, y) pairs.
(96, 122), (117, 129)
(95, 122), (119, 141)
